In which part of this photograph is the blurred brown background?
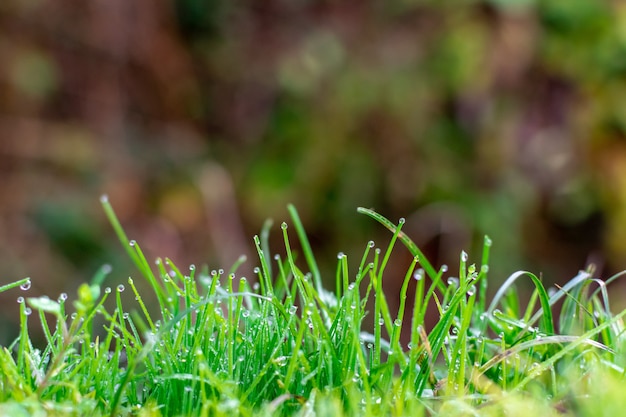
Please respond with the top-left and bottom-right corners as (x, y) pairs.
(2, 0), (626, 340)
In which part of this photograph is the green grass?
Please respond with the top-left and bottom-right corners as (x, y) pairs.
(1, 196), (626, 416)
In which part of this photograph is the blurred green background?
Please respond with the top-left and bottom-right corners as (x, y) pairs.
(2, 0), (626, 340)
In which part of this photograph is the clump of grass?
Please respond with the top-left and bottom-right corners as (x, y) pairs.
(0, 196), (625, 416)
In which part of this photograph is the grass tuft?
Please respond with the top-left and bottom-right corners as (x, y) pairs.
(0, 198), (624, 416)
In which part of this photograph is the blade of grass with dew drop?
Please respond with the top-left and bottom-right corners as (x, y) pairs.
(373, 217), (405, 369)
(414, 282), (469, 394)
(288, 204), (322, 293)
(357, 207), (439, 287)
(254, 234), (274, 296)
(0, 277), (31, 294)
(448, 288), (477, 395)
(390, 256), (419, 360)
(488, 271), (554, 335)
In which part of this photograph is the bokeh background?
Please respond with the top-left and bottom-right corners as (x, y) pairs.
(2, 0), (626, 341)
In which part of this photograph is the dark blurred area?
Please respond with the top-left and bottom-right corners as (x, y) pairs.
(2, 0), (626, 340)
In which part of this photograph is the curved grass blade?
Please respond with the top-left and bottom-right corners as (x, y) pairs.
(357, 207), (438, 285)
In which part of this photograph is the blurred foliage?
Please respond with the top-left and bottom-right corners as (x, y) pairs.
(1, 0), (626, 339)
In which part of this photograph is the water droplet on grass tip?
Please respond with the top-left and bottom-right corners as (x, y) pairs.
(281, 222), (288, 230)
(100, 194), (109, 203)
(378, 318), (385, 326)
(16, 297), (24, 304)
(24, 308), (32, 316)
(461, 251), (468, 262)
(289, 306), (297, 315)
(441, 265), (448, 273)
(398, 218), (405, 225)
(20, 280), (31, 291)
(337, 252), (345, 259)
(117, 285), (125, 292)
(253, 267), (260, 274)
(447, 277), (459, 287)
(484, 236), (492, 247)
(368, 241), (375, 248)
(481, 265), (489, 273)
(414, 269), (424, 281)
(129, 240), (136, 247)
(189, 264), (195, 271)
(104, 287), (111, 294)
(394, 319), (402, 327)
(58, 293), (68, 302)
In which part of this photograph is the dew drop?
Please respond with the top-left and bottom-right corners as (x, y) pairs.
(368, 241), (375, 248)
(414, 269), (424, 281)
(441, 265), (448, 273)
(337, 252), (345, 260)
(348, 283), (356, 291)
(189, 264), (196, 271)
(24, 308), (32, 316)
(58, 293), (68, 302)
(129, 240), (136, 247)
(253, 267), (260, 274)
(100, 194), (109, 203)
(104, 287), (112, 294)
(484, 236), (492, 247)
(20, 280), (31, 291)
(229, 273), (235, 280)
(289, 306), (297, 315)
(123, 313), (129, 320)
(447, 277), (459, 287)
(461, 251), (468, 262)
(467, 285), (476, 297)
(117, 284), (125, 292)
(281, 222), (288, 230)
(218, 269), (224, 275)
(242, 310), (250, 318)
(155, 259), (162, 266)
(16, 296), (24, 304)
(378, 318), (385, 326)
(394, 319), (402, 327)
(398, 217), (406, 225)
